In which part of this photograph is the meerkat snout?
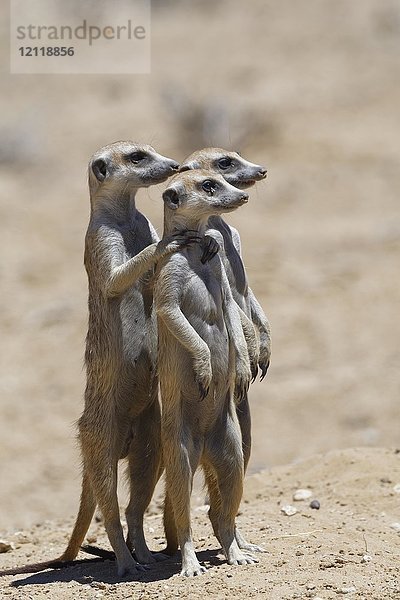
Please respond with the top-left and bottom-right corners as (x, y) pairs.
(179, 148), (267, 189)
(257, 167), (267, 179)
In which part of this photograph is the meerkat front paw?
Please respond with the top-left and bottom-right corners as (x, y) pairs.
(248, 341), (260, 383)
(234, 357), (251, 402)
(240, 318), (259, 383)
(258, 339), (271, 381)
(194, 353), (212, 400)
(158, 230), (202, 256)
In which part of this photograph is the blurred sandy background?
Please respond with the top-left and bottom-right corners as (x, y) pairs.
(0, 0), (399, 531)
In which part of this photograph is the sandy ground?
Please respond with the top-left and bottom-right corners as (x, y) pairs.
(1, 0), (400, 597)
(1, 448), (400, 599)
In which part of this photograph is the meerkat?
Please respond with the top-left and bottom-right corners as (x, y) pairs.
(65, 141), (217, 578)
(174, 148), (270, 553)
(154, 170), (259, 577)
(40, 141), (209, 580)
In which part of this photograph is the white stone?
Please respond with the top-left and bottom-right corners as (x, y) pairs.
(280, 504), (297, 516)
(361, 554), (372, 562)
(338, 586), (356, 594)
(293, 488), (313, 501)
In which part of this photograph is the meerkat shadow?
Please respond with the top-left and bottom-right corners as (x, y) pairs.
(9, 549), (223, 587)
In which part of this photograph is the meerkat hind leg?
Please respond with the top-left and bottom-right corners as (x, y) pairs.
(206, 414), (258, 566)
(80, 425), (145, 578)
(125, 399), (168, 564)
(204, 462), (264, 555)
(162, 491), (179, 556)
(164, 429), (205, 577)
(98, 465), (145, 577)
(234, 392), (265, 553)
(203, 464), (222, 542)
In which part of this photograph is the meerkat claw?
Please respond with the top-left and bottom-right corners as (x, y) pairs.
(259, 360), (270, 381)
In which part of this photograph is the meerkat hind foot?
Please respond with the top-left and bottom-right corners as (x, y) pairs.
(117, 558), (149, 578)
(180, 561), (207, 577)
(224, 539), (259, 566)
(135, 548), (169, 564)
(228, 553), (258, 566)
(227, 545), (259, 566)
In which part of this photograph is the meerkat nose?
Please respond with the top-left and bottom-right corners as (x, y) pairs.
(170, 162), (180, 171)
(240, 193), (249, 203)
(258, 168), (267, 177)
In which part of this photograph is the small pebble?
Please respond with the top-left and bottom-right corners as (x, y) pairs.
(293, 489), (312, 501)
(280, 504), (297, 516)
(0, 540), (13, 553)
(310, 500), (320, 510)
(389, 522), (400, 532)
(338, 586), (356, 594)
(392, 483), (400, 493)
(361, 554), (372, 563)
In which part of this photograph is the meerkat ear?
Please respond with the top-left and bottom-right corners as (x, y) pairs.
(163, 188), (181, 210)
(179, 160), (199, 172)
(92, 158), (107, 182)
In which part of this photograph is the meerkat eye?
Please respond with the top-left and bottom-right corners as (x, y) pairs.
(202, 180), (216, 195)
(128, 151), (147, 164)
(218, 157), (232, 170)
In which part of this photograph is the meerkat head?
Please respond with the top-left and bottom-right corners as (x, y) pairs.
(163, 170), (248, 224)
(88, 141), (179, 198)
(179, 147), (267, 190)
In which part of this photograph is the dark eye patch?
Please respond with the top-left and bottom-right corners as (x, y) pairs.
(217, 157), (232, 170)
(202, 179), (217, 194)
(127, 151), (147, 163)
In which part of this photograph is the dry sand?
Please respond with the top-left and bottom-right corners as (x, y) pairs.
(1, 448), (400, 599)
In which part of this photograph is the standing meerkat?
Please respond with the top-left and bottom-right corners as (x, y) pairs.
(177, 147), (270, 553)
(60, 141), (205, 578)
(155, 170), (259, 577)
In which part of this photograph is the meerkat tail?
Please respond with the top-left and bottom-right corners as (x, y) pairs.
(80, 544), (116, 560)
(0, 556), (108, 577)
